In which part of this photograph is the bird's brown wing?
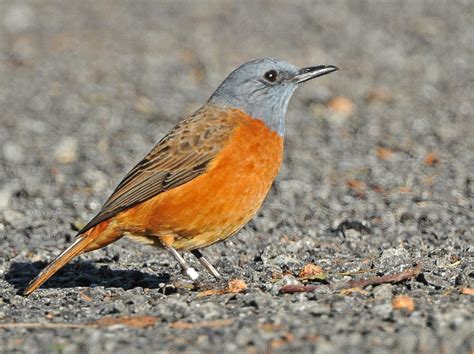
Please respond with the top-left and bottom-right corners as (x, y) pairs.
(78, 106), (239, 234)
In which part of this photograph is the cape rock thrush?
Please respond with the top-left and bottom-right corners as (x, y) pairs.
(24, 58), (338, 295)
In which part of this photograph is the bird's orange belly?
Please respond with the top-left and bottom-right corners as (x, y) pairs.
(116, 115), (284, 251)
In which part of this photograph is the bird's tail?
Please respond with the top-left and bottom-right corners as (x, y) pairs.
(23, 222), (110, 296)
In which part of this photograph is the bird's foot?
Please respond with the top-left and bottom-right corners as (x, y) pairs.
(185, 266), (199, 281)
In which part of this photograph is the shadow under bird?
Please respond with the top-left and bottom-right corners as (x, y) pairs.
(24, 58), (338, 295)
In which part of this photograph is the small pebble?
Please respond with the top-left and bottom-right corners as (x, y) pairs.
(54, 137), (78, 164)
(3, 142), (25, 163)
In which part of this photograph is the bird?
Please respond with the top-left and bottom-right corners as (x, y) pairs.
(23, 58), (338, 295)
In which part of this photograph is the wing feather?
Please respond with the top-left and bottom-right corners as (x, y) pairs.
(78, 106), (238, 234)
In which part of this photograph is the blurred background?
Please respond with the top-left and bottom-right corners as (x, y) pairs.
(0, 1), (472, 353)
(1, 0), (471, 231)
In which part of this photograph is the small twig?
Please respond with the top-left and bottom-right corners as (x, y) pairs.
(332, 268), (377, 277)
(280, 263), (422, 294)
(169, 319), (233, 329)
(344, 263), (422, 288)
(0, 322), (91, 329)
(279, 284), (321, 293)
(0, 315), (159, 330)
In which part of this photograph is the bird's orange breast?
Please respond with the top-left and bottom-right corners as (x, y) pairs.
(115, 110), (284, 251)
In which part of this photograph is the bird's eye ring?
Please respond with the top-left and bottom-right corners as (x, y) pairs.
(264, 70), (278, 83)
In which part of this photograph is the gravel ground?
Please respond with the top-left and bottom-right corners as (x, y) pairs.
(0, 1), (473, 353)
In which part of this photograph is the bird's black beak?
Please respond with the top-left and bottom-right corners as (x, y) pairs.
(293, 65), (339, 84)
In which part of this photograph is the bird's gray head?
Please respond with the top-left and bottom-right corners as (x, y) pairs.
(208, 58), (338, 136)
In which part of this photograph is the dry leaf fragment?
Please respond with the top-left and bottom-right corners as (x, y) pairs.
(228, 279), (248, 293)
(376, 146), (395, 160)
(197, 279), (247, 297)
(424, 152), (439, 166)
(460, 287), (474, 295)
(328, 96), (354, 115)
(298, 263), (326, 280)
(346, 179), (366, 197)
(392, 295), (415, 312)
(346, 179), (365, 190)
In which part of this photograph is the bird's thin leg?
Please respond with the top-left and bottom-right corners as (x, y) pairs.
(191, 249), (222, 280)
(161, 243), (199, 281)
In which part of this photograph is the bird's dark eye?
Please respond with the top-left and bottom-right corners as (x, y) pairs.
(264, 70), (278, 83)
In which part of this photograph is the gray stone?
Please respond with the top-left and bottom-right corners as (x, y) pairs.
(3, 4), (35, 33)
(3, 142), (25, 163)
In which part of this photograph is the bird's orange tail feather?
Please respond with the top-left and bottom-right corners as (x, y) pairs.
(23, 222), (109, 296)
